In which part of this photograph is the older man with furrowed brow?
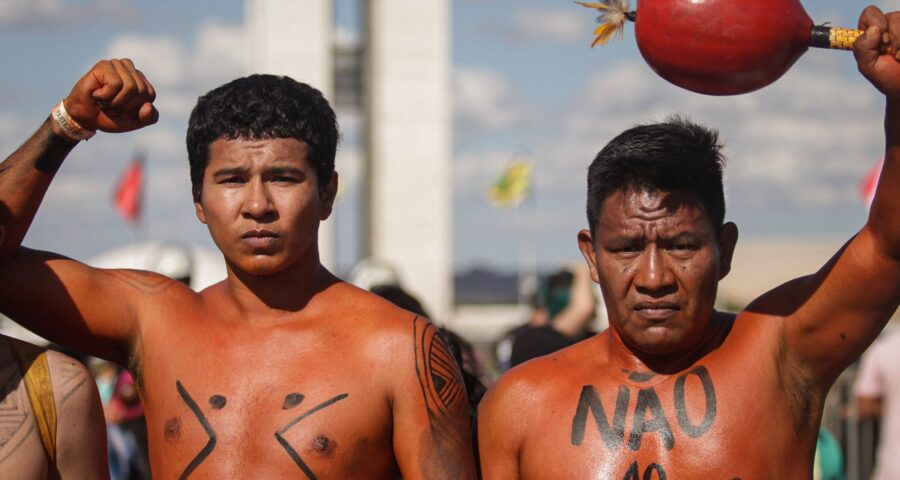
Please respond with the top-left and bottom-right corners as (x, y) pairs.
(478, 6), (900, 479)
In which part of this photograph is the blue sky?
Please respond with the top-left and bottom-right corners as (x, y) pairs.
(0, 0), (892, 273)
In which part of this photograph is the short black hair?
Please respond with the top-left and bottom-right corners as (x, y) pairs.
(586, 116), (726, 234)
(186, 74), (339, 201)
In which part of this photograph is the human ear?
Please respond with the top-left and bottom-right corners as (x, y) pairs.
(319, 171), (338, 221)
(717, 222), (739, 280)
(577, 229), (601, 284)
(194, 200), (207, 224)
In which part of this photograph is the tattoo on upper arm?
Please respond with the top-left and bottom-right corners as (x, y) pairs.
(412, 316), (471, 478)
(176, 380), (217, 480)
(274, 392), (349, 480)
(414, 318), (464, 414)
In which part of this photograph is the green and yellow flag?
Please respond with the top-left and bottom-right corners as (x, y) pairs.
(487, 159), (533, 209)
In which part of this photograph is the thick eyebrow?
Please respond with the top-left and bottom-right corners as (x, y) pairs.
(660, 232), (702, 243)
(211, 166), (249, 178)
(601, 235), (643, 248)
(266, 166), (306, 177)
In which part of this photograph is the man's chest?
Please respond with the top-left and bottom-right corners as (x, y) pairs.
(136, 328), (399, 478)
(518, 365), (813, 479)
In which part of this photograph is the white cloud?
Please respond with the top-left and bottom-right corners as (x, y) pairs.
(544, 57), (881, 203)
(509, 6), (590, 44)
(454, 67), (528, 132)
(0, 0), (137, 28)
(192, 21), (250, 87)
(105, 36), (189, 88)
(104, 21), (248, 117)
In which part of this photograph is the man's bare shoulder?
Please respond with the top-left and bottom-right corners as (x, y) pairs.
(484, 336), (602, 410)
(319, 281), (424, 330)
(44, 348), (94, 401)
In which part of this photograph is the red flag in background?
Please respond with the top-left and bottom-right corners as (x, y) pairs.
(113, 154), (144, 224)
(860, 158), (883, 208)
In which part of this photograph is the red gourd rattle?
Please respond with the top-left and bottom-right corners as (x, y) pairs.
(578, 0), (894, 95)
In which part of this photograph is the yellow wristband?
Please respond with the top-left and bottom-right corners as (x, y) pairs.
(51, 100), (95, 141)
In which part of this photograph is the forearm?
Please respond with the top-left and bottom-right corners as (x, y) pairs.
(0, 117), (77, 261)
(554, 267), (597, 338)
(867, 98), (900, 260)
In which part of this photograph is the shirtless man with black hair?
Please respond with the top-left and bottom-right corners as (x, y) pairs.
(479, 6), (900, 479)
(0, 59), (476, 478)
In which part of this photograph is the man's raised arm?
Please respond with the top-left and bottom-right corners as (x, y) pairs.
(0, 59), (159, 363)
(750, 7), (900, 388)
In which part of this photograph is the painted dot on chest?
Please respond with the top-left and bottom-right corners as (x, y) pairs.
(164, 417), (182, 441)
(209, 394), (227, 410)
(309, 434), (337, 456)
(282, 393), (305, 410)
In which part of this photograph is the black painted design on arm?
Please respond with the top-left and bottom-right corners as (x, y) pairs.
(627, 387), (674, 451)
(412, 316), (471, 478)
(673, 366), (717, 437)
(33, 120), (76, 174)
(176, 380), (217, 480)
(571, 385), (629, 449)
(415, 319), (464, 413)
(274, 393), (349, 480)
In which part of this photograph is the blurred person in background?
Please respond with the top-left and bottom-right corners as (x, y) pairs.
(854, 327), (900, 480)
(104, 369), (150, 480)
(0, 226), (108, 479)
(496, 265), (597, 371)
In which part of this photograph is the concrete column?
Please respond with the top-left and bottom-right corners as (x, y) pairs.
(246, 0), (337, 270)
(366, 0), (453, 319)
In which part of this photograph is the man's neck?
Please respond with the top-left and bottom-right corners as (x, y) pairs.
(221, 255), (338, 322)
(605, 311), (734, 377)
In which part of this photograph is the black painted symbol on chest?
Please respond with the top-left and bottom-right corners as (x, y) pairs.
(173, 381), (348, 480)
(623, 461), (667, 480)
(176, 381), (217, 480)
(571, 366), (717, 451)
(275, 392), (349, 480)
(209, 395), (226, 410)
(283, 393), (304, 409)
